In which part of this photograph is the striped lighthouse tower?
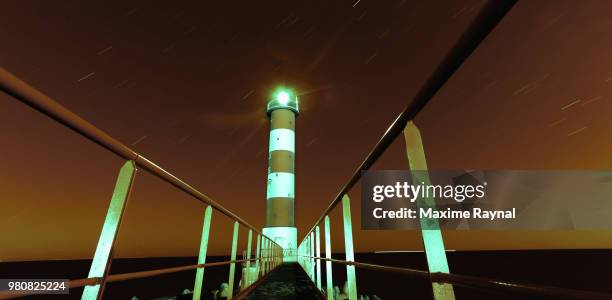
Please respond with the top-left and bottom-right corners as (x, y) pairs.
(263, 90), (299, 262)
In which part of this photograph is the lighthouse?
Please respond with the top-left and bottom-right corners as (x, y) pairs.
(263, 89), (299, 262)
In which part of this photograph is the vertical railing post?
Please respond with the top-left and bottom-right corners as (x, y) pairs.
(82, 161), (136, 300)
(260, 238), (264, 277)
(403, 121), (455, 299)
(193, 205), (213, 300)
(315, 225), (322, 290)
(266, 239), (270, 274)
(342, 194), (358, 300)
(304, 237), (308, 276)
(227, 221), (239, 299)
(274, 245), (278, 268)
(268, 240), (273, 273)
(267, 239), (271, 273)
(307, 237), (310, 275)
(298, 242), (302, 268)
(310, 232), (315, 282)
(324, 215), (333, 300)
(272, 242), (275, 269)
(304, 240), (307, 268)
(244, 229), (253, 289)
(255, 234), (261, 281)
(272, 244), (275, 269)
(300, 239), (306, 271)
(306, 237), (310, 277)
(262, 239), (268, 275)
(299, 242), (302, 268)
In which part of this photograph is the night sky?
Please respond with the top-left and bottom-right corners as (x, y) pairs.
(1, 0), (612, 261)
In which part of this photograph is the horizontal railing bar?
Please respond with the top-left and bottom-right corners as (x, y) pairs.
(105, 259), (255, 284)
(0, 67), (277, 246)
(299, 0), (517, 242)
(300, 255), (428, 278)
(299, 255), (612, 300)
(0, 257), (282, 300)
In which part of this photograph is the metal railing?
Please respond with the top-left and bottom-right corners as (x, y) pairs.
(298, 255), (612, 300)
(297, 0), (612, 299)
(0, 67), (283, 300)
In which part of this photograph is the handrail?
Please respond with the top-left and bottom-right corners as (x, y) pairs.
(0, 256), (283, 300)
(0, 65), (283, 299)
(300, 0), (518, 242)
(299, 255), (612, 300)
(0, 66), (270, 240)
(290, 1), (609, 299)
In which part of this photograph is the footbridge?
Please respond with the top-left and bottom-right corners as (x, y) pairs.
(1, 1), (611, 299)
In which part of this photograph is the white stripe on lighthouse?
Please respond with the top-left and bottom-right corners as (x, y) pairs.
(269, 128), (295, 153)
(266, 172), (295, 199)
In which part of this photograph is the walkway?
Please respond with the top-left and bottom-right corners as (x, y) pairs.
(244, 263), (324, 300)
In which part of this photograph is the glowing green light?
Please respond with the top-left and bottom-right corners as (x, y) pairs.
(268, 87), (299, 115)
(277, 91), (290, 104)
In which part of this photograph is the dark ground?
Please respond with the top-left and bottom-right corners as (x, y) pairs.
(2, 250), (611, 299)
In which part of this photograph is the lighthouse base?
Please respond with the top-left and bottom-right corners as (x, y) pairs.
(263, 226), (297, 262)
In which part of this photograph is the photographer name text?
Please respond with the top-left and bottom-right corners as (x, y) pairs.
(372, 207), (516, 220)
